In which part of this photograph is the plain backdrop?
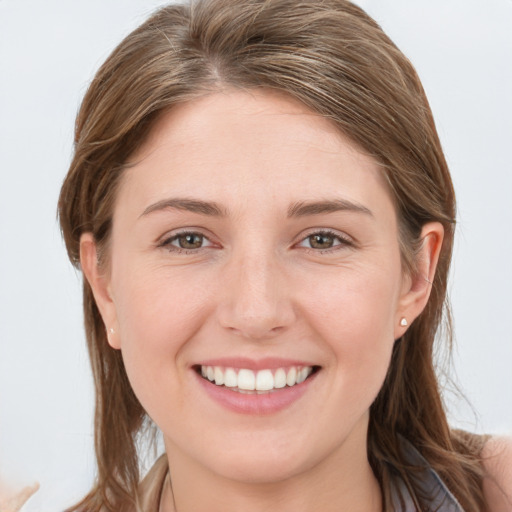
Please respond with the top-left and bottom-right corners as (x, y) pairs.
(0, 1), (511, 510)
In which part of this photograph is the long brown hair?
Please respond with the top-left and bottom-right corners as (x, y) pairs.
(59, 1), (487, 510)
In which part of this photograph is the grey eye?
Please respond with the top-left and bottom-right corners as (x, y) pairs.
(297, 231), (352, 252)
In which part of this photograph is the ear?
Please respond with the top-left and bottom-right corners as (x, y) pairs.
(394, 222), (444, 339)
(80, 233), (121, 349)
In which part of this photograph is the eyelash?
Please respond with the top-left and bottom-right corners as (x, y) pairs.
(296, 229), (354, 254)
(158, 230), (215, 254)
(158, 229), (354, 254)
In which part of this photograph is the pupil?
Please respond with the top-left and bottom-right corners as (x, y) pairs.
(311, 234), (333, 248)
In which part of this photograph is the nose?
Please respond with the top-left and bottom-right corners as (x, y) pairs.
(216, 251), (296, 340)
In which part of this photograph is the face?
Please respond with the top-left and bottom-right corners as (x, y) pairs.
(84, 90), (429, 484)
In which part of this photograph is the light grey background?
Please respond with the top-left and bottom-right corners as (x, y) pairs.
(0, 1), (511, 510)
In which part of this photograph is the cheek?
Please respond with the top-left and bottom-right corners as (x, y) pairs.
(110, 264), (211, 403)
(299, 267), (399, 393)
(114, 262), (209, 340)
(301, 264), (399, 338)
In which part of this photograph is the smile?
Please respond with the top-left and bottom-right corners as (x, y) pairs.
(199, 365), (316, 393)
(193, 359), (321, 414)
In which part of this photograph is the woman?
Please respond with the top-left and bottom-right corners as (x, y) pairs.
(58, 0), (511, 510)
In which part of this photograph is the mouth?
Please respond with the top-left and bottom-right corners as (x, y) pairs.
(194, 364), (321, 394)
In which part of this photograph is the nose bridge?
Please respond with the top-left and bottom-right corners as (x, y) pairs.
(218, 244), (294, 339)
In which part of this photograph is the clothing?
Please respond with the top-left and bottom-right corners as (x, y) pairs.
(389, 440), (465, 511)
(137, 441), (465, 512)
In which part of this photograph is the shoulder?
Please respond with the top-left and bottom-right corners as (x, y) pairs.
(482, 436), (512, 511)
(0, 482), (39, 512)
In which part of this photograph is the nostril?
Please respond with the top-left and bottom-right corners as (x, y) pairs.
(225, 324), (286, 340)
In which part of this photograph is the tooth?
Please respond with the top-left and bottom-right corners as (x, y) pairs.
(214, 366), (224, 385)
(201, 364), (314, 390)
(256, 370), (274, 391)
(238, 369), (256, 390)
(286, 367), (297, 387)
(296, 367), (308, 384)
(274, 368), (287, 388)
(224, 368), (237, 387)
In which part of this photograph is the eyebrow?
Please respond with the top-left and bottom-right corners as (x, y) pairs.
(287, 199), (373, 218)
(140, 197), (373, 219)
(140, 198), (226, 218)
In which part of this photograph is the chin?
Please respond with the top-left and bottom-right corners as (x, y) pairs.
(195, 428), (338, 485)
(207, 452), (311, 485)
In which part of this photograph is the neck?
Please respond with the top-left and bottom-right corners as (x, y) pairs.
(161, 427), (382, 512)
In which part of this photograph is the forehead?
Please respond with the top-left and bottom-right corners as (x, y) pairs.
(119, 89), (394, 218)
(135, 89), (347, 153)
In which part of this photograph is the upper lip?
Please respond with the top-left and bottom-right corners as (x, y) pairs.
(194, 357), (318, 371)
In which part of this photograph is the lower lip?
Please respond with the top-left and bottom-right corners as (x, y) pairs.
(194, 370), (318, 415)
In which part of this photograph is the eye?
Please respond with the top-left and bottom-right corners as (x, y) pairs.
(160, 231), (214, 252)
(297, 230), (352, 252)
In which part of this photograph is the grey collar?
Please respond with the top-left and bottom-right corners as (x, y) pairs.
(389, 439), (465, 512)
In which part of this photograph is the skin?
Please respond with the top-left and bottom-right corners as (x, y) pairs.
(81, 90), (444, 512)
(0, 482), (39, 512)
(482, 437), (512, 511)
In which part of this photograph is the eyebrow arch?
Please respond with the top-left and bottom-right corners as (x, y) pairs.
(140, 198), (226, 218)
(287, 199), (373, 218)
(140, 197), (372, 219)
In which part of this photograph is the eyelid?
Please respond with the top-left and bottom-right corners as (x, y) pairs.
(294, 228), (355, 252)
(157, 228), (218, 252)
(156, 227), (354, 254)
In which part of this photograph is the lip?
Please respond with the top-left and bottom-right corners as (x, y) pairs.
(194, 357), (317, 371)
(193, 359), (320, 415)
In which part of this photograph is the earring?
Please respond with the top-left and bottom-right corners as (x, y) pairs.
(400, 318), (408, 327)
(109, 327), (115, 334)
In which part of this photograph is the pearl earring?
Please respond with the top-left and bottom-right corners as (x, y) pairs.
(400, 318), (408, 327)
(109, 327), (115, 334)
